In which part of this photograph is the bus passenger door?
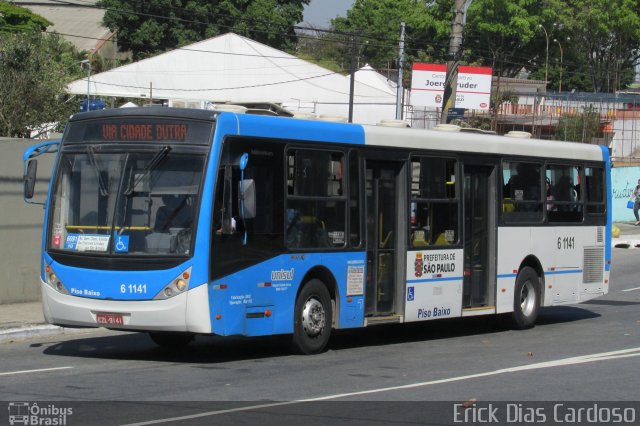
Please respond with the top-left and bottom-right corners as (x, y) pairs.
(364, 160), (404, 318)
(462, 165), (497, 310)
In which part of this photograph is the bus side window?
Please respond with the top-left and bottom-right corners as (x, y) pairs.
(585, 167), (605, 216)
(286, 149), (346, 249)
(502, 161), (543, 223)
(546, 164), (583, 222)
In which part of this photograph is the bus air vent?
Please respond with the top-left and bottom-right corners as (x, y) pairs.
(596, 227), (604, 243)
(583, 247), (604, 283)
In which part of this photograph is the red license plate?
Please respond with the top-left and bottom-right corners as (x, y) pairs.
(96, 313), (124, 326)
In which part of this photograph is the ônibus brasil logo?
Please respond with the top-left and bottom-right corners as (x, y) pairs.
(8, 402), (73, 425)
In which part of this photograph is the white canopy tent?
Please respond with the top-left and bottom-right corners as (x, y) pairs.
(351, 64), (397, 95)
(67, 33), (397, 124)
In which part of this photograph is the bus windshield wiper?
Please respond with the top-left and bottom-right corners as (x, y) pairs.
(86, 146), (109, 196)
(123, 146), (172, 196)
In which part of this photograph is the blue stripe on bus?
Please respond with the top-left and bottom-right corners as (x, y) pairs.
(497, 274), (517, 279)
(42, 148), (61, 281)
(600, 144), (612, 272)
(407, 276), (463, 284)
(546, 269), (582, 275)
(231, 113), (366, 145)
(497, 269), (582, 280)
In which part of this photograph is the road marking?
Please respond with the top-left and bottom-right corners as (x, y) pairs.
(123, 347), (640, 426)
(622, 286), (640, 292)
(0, 366), (73, 377)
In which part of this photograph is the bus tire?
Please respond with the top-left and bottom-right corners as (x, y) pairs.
(148, 331), (194, 348)
(510, 266), (541, 329)
(292, 279), (332, 355)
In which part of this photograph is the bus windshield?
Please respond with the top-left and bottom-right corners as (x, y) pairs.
(48, 147), (206, 256)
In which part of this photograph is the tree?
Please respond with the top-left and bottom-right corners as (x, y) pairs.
(328, 0), (452, 73)
(0, 32), (83, 137)
(554, 106), (601, 143)
(566, 0), (640, 92)
(0, 1), (50, 33)
(97, 0), (310, 60)
(463, 0), (556, 79)
(463, 0), (639, 93)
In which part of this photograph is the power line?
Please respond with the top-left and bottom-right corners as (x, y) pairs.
(33, 27), (603, 86)
(76, 71), (341, 92)
(50, 0), (444, 58)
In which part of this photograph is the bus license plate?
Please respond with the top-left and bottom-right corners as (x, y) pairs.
(96, 313), (124, 326)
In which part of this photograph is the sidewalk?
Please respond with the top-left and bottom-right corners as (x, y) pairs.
(1, 222), (640, 344)
(611, 221), (640, 248)
(0, 301), (97, 344)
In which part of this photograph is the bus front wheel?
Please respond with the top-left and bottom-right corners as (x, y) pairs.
(292, 279), (332, 355)
(510, 266), (541, 329)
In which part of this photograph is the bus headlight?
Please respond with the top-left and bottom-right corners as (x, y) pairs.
(154, 267), (192, 300)
(175, 279), (187, 292)
(45, 265), (70, 295)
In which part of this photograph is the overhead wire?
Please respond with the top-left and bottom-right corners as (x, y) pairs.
(0, 22), (603, 90)
(0, 1), (620, 92)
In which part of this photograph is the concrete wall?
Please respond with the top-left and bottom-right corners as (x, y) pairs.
(0, 138), (54, 304)
(612, 165), (640, 222)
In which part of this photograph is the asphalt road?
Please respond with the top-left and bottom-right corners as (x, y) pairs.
(1, 248), (639, 425)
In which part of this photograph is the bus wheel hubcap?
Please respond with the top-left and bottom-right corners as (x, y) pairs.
(520, 281), (535, 317)
(302, 298), (325, 337)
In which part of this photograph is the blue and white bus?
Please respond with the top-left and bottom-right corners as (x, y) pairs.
(23, 108), (611, 354)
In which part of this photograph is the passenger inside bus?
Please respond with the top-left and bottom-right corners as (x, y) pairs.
(154, 195), (193, 232)
(286, 208), (330, 248)
(554, 175), (577, 206)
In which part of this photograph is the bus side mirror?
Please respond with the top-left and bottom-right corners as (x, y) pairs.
(239, 179), (256, 219)
(24, 160), (37, 200)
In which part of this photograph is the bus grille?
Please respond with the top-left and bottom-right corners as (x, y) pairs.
(596, 227), (604, 243)
(583, 247), (604, 283)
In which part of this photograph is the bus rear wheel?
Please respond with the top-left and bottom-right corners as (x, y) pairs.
(510, 266), (541, 329)
(292, 279), (332, 355)
(148, 331), (194, 348)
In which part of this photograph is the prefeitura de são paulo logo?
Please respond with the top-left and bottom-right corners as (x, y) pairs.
(7, 402), (73, 425)
(414, 252), (424, 277)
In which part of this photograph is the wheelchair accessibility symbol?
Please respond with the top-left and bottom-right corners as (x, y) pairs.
(114, 235), (129, 253)
(407, 286), (414, 302)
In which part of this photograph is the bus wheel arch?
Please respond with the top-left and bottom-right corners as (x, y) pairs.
(510, 263), (542, 330)
(292, 267), (336, 354)
(518, 255), (546, 305)
(297, 266), (338, 325)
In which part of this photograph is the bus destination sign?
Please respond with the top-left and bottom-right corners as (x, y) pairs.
(101, 123), (188, 141)
(64, 118), (214, 145)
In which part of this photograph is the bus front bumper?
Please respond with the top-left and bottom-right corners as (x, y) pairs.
(41, 280), (211, 333)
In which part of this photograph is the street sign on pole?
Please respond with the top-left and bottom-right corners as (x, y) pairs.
(410, 63), (492, 110)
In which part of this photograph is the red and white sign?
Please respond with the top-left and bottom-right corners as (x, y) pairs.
(410, 63), (492, 110)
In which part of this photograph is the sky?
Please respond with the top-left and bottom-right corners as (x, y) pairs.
(302, 0), (355, 28)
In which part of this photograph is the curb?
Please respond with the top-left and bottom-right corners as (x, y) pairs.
(0, 324), (98, 344)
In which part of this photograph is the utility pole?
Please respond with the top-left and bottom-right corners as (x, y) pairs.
(396, 22), (405, 120)
(80, 59), (91, 111)
(440, 0), (471, 124)
(348, 34), (357, 123)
